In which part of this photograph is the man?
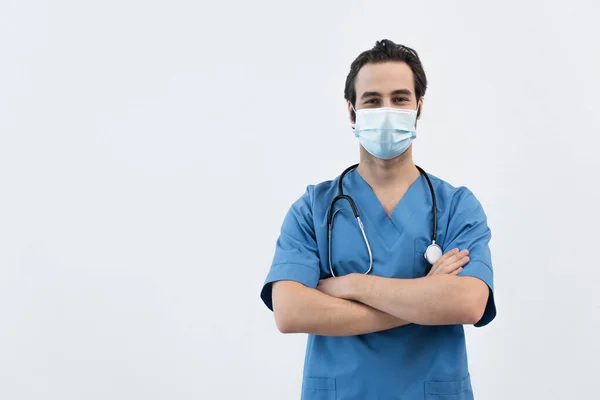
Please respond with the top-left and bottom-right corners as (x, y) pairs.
(260, 39), (496, 400)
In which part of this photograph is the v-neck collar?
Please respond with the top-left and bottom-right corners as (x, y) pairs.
(345, 168), (424, 249)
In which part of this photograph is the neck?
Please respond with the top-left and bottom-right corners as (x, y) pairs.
(356, 146), (420, 190)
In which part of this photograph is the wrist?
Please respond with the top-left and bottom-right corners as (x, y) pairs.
(346, 273), (367, 301)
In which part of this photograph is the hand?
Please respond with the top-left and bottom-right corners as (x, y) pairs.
(317, 274), (357, 299)
(427, 248), (469, 276)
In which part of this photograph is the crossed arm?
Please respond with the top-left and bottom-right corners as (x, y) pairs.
(272, 249), (490, 336)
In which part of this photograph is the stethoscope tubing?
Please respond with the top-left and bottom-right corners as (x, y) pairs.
(327, 164), (439, 277)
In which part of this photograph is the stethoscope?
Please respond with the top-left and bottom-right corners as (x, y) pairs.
(327, 164), (442, 277)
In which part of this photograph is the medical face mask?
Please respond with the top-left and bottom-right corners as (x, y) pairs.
(351, 105), (419, 160)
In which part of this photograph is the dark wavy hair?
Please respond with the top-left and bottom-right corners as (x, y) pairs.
(344, 39), (428, 121)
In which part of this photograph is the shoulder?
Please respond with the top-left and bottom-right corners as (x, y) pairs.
(426, 172), (483, 215)
(290, 175), (339, 214)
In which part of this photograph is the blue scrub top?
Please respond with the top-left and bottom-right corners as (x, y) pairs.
(261, 169), (496, 400)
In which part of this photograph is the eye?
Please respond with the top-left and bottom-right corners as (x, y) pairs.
(364, 98), (380, 105)
(394, 97), (409, 103)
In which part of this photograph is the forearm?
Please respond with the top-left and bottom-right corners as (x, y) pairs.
(349, 275), (488, 326)
(272, 281), (410, 336)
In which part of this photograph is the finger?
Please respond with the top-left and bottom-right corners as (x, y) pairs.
(433, 253), (470, 275)
(432, 248), (458, 266)
(435, 248), (459, 265)
(450, 249), (469, 261)
(451, 267), (464, 275)
(443, 249), (469, 268)
(440, 256), (470, 275)
(429, 248), (459, 275)
(430, 248), (466, 275)
(429, 248), (469, 276)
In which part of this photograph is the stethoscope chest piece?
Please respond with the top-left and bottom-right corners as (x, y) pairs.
(424, 242), (443, 265)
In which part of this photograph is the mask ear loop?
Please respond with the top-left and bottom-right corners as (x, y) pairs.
(414, 100), (421, 129)
(350, 103), (357, 129)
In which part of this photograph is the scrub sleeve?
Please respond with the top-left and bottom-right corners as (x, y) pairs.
(449, 189), (497, 327)
(261, 186), (320, 311)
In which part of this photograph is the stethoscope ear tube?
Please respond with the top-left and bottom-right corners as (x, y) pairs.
(338, 163), (360, 195)
(327, 195), (360, 225)
(416, 165), (437, 243)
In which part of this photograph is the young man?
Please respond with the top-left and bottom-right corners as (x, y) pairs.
(260, 39), (496, 400)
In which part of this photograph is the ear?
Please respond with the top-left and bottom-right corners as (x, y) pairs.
(347, 101), (356, 125)
(416, 97), (424, 120)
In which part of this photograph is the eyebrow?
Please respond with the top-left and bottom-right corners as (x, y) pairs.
(391, 89), (412, 96)
(360, 89), (413, 99)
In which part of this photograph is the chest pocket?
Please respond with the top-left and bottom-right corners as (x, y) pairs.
(414, 238), (433, 278)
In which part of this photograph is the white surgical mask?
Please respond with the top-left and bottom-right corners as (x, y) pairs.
(351, 105), (419, 160)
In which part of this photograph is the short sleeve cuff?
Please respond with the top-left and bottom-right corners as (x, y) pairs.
(459, 260), (496, 327)
(260, 263), (320, 311)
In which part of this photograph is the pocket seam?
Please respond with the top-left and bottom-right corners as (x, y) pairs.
(424, 374), (471, 395)
(413, 238), (431, 278)
(426, 388), (468, 395)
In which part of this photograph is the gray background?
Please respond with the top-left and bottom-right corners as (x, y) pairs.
(1, 0), (599, 399)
